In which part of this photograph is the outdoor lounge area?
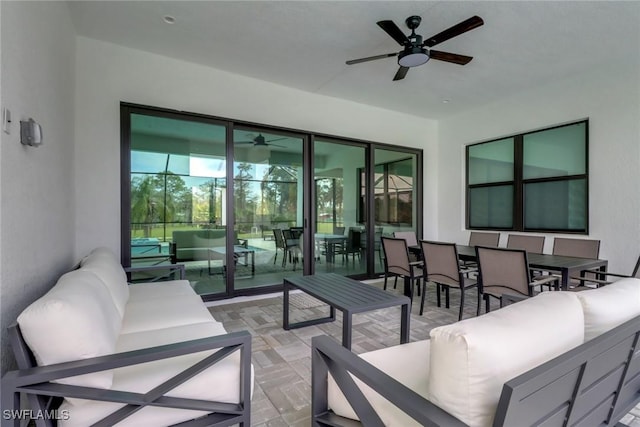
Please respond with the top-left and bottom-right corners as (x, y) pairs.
(2, 1), (640, 427)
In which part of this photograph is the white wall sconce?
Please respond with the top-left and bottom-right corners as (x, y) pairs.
(20, 118), (43, 147)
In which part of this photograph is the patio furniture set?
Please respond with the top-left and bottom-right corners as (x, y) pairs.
(3, 233), (640, 426)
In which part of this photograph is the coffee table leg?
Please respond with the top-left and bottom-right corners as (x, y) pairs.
(343, 312), (352, 350)
(400, 303), (410, 344)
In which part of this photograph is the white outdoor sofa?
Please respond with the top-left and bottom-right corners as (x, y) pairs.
(312, 278), (640, 427)
(1, 247), (253, 427)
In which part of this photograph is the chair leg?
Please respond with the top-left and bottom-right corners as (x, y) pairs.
(458, 288), (465, 321)
(476, 289), (481, 317)
(274, 251), (277, 265)
(445, 287), (450, 309)
(436, 284), (441, 307)
(484, 294), (491, 313)
(416, 279), (421, 296)
(420, 281), (426, 315)
(393, 276), (398, 289)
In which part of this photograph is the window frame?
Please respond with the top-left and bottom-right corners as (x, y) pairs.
(465, 120), (589, 234)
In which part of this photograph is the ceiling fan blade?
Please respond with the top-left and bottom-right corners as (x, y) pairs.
(377, 20), (410, 46)
(393, 66), (409, 81)
(267, 143), (287, 148)
(424, 15), (484, 48)
(235, 141), (255, 145)
(346, 52), (398, 65)
(429, 50), (473, 65)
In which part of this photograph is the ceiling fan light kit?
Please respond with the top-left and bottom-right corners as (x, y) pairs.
(347, 14), (484, 81)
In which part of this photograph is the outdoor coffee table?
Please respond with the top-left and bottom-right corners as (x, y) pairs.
(283, 273), (411, 350)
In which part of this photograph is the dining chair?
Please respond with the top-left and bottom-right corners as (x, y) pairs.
(552, 237), (600, 259)
(272, 228), (288, 267)
(475, 246), (559, 313)
(341, 228), (362, 265)
(572, 253), (640, 288)
(282, 229), (300, 269)
(420, 240), (479, 320)
(506, 234), (545, 254)
(469, 231), (500, 247)
(393, 231), (418, 247)
(381, 237), (423, 300)
(543, 237), (601, 288)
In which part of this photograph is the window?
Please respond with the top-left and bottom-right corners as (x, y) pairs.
(466, 120), (588, 233)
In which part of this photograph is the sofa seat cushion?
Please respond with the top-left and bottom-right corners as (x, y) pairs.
(59, 321), (254, 427)
(327, 340), (430, 426)
(121, 295), (215, 334)
(17, 270), (122, 391)
(428, 291), (585, 427)
(576, 277), (640, 341)
(80, 247), (129, 317)
(127, 280), (197, 303)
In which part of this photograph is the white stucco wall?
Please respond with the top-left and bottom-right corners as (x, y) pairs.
(437, 62), (640, 273)
(0, 1), (76, 373)
(74, 37), (438, 258)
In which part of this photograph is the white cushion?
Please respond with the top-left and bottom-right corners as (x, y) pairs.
(80, 248), (129, 317)
(17, 270), (122, 392)
(576, 278), (640, 341)
(121, 295), (215, 334)
(428, 291), (584, 427)
(328, 340), (430, 426)
(127, 280), (197, 303)
(59, 322), (254, 427)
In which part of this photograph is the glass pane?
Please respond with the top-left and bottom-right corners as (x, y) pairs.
(233, 129), (304, 289)
(469, 185), (513, 228)
(129, 113), (228, 297)
(524, 179), (586, 231)
(468, 138), (514, 185)
(523, 122), (586, 179)
(374, 149), (418, 274)
(314, 141), (366, 275)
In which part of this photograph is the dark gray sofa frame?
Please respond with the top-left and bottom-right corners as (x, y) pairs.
(1, 325), (252, 427)
(311, 313), (640, 427)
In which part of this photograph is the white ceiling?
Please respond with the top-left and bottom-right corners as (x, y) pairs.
(67, 1), (640, 120)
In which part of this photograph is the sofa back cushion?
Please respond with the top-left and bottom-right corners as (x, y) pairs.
(576, 278), (640, 341)
(80, 247), (129, 317)
(17, 269), (122, 393)
(427, 291), (584, 427)
(172, 229), (226, 261)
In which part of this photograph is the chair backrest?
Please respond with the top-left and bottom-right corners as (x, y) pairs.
(381, 237), (411, 276)
(552, 237), (600, 259)
(420, 240), (461, 288)
(506, 234), (545, 254)
(273, 228), (285, 248)
(469, 231), (500, 247)
(346, 228), (362, 251)
(393, 231), (418, 247)
(333, 226), (345, 235)
(290, 227), (303, 239)
(476, 246), (533, 297)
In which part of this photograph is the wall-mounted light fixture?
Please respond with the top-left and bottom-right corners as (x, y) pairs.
(20, 118), (43, 147)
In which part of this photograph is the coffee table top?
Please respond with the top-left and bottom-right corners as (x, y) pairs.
(284, 273), (409, 313)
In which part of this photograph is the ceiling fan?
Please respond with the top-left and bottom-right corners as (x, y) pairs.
(346, 15), (484, 81)
(234, 133), (286, 148)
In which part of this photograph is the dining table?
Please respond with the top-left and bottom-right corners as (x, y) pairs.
(406, 244), (608, 297)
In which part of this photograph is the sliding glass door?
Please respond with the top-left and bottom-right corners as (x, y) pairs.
(231, 128), (305, 290)
(127, 111), (228, 298)
(122, 104), (422, 300)
(313, 140), (367, 275)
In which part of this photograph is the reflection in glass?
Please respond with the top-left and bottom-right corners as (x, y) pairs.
(525, 179), (586, 231)
(523, 122), (586, 180)
(469, 185), (514, 228)
(232, 129), (304, 288)
(468, 138), (514, 185)
(129, 114), (228, 296)
(314, 141), (366, 275)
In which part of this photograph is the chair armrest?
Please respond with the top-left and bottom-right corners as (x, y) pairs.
(2, 330), (252, 426)
(311, 335), (467, 427)
(125, 263), (186, 280)
(580, 269), (630, 279)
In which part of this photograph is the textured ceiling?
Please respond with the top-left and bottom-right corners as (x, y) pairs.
(68, 1), (640, 120)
